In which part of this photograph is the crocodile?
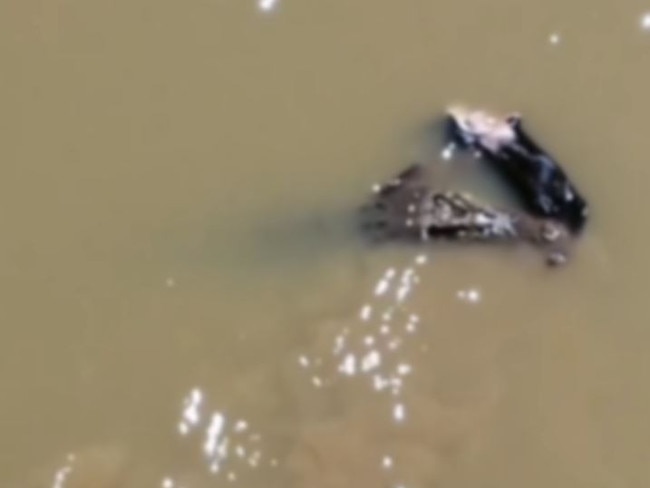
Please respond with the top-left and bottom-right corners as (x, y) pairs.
(360, 163), (571, 266)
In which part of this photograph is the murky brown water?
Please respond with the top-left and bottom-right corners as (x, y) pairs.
(2, 0), (650, 486)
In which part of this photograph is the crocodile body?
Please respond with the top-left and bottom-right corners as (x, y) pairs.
(360, 163), (570, 266)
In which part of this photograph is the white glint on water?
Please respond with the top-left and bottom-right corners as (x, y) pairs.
(396, 283), (411, 303)
(441, 143), (455, 161)
(393, 403), (406, 422)
(373, 375), (389, 391)
(179, 388), (203, 435)
(467, 288), (480, 302)
(339, 354), (357, 376)
(360, 304), (372, 321)
(204, 413), (226, 458)
(642, 12), (650, 30)
(397, 363), (412, 375)
(457, 287), (481, 304)
(364, 335), (375, 346)
(258, 0), (278, 12)
(52, 465), (73, 488)
(333, 334), (346, 355)
(361, 350), (381, 372)
(374, 278), (391, 296)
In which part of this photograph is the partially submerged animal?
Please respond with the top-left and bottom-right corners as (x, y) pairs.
(360, 163), (571, 266)
(446, 105), (589, 233)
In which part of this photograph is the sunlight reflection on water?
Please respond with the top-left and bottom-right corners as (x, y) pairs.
(642, 12), (650, 30)
(291, 253), (433, 486)
(171, 387), (275, 484)
(282, 247), (501, 488)
(258, 0), (279, 13)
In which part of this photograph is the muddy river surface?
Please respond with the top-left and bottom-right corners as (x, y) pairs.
(2, 0), (650, 487)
